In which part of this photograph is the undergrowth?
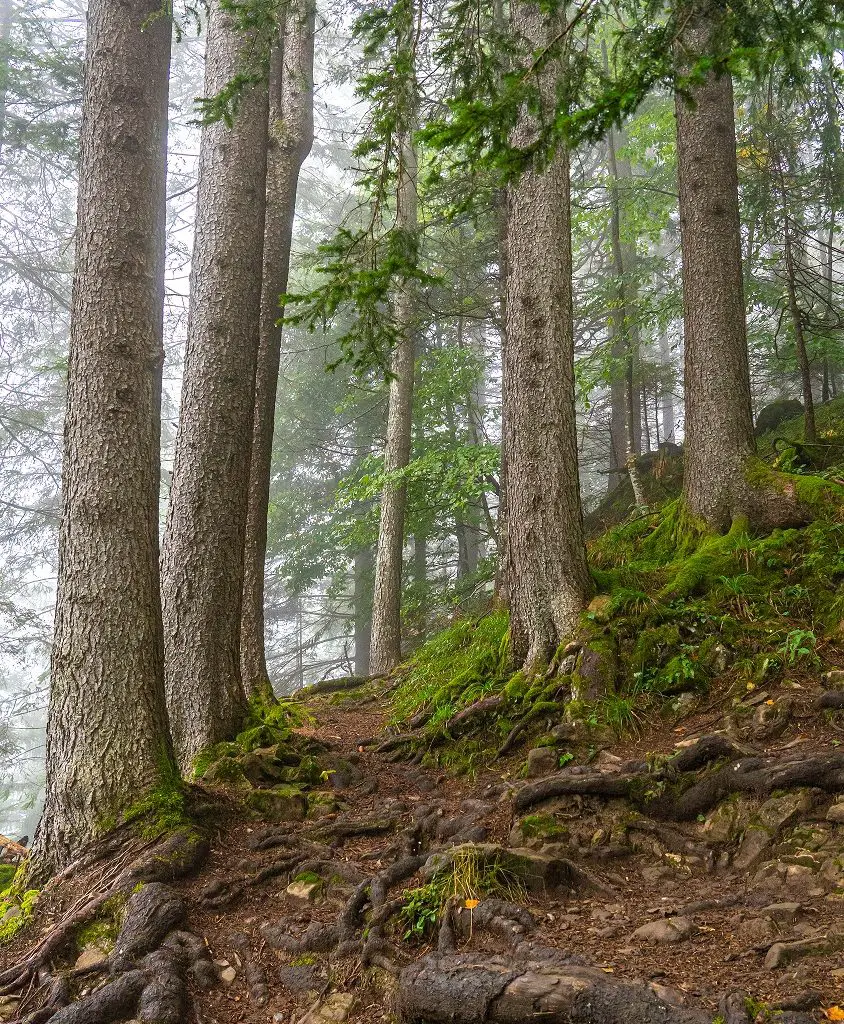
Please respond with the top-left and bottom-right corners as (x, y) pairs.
(390, 484), (844, 766)
(398, 845), (527, 941)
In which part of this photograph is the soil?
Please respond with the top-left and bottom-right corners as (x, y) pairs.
(3, 674), (844, 1024)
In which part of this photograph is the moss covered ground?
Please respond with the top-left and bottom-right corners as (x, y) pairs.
(387, 402), (844, 771)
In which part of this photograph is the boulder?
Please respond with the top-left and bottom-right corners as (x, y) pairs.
(296, 992), (355, 1024)
(527, 747), (558, 779)
(631, 916), (695, 944)
(244, 785), (307, 822)
(754, 398), (803, 436)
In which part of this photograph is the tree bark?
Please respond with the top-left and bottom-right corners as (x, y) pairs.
(675, 1), (796, 531)
(31, 0), (173, 876)
(161, 0), (269, 770)
(241, 2), (315, 699)
(503, 0), (592, 671)
(658, 326), (676, 443)
(368, 126), (419, 675)
(606, 118), (646, 507)
(353, 546), (373, 677)
(0, 0), (12, 158)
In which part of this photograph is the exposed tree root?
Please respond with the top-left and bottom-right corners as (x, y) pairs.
(2, 828), (209, 1023)
(394, 953), (710, 1023)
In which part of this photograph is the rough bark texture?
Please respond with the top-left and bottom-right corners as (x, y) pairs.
(369, 130), (418, 676)
(161, 0), (269, 769)
(675, 2), (784, 531)
(30, 0), (173, 876)
(396, 954), (709, 1024)
(503, 0), (592, 670)
(240, 3), (315, 698)
(353, 546), (373, 676)
(606, 120), (646, 507)
(0, 0), (11, 156)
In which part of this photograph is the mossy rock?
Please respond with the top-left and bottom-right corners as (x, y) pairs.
(244, 786), (307, 822)
(202, 756), (252, 792)
(571, 628), (618, 702)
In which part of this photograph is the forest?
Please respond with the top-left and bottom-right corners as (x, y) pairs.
(1, 0), (844, 1020)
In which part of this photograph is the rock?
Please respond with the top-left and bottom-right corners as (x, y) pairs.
(586, 595), (613, 624)
(296, 992), (355, 1024)
(754, 398), (803, 436)
(703, 799), (748, 843)
(286, 880), (321, 902)
(701, 643), (730, 676)
(0, 996), (19, 1023)
(670, 692), (699, 718)
(822, 669), (844, 690)
(775, 990), (821, 1012)
(74, 945), (109, 971)
(631, 916), (695, 944)
(648, 982), (686, 1006)
(526, 747), (558, 779)
(571, 636), (618, 702)
(550, 723), (578, 743)
(215, 961), (237, 986)
(748, 699), (792, 740)
(761, 902), (803, 926)
(755, 790), (815, 835)
(764, 932), (844, 970)
(733, 827), (773, 871)
(0, 906), (20, 926)
(244, 785), (307, 822)
(826, 803), (844, 824)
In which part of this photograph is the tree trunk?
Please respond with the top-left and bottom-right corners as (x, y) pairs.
(503, 0), (592, 671)
(782, 219), (816, 442)
(658, 326), (676, 443)
(31, 0), (173, 877)
(353, 546), (373, 677)
(0, 0), (12, 158)
(161, 0), (269, 770)
(606, 118), (646, 507)
(368, 128), (418, 676)
(241, 3), (315, 700)
(675, 1), (793, 532)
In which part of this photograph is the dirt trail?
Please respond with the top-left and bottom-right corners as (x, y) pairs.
(3, 682), (844, 1024)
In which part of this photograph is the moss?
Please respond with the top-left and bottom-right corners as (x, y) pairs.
(0, 865), (16, 893)
(293, 871), (323, 886)
(73, 892), (127, 954)
(0, 886), (39, 944)
(518, 814), (567, 840)
(124, 753), (191, 840)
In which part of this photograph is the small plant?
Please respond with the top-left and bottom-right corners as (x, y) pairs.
(777, 628), (818, 666)
(398, 846), (527, 941)
(558, 751), (574, 768)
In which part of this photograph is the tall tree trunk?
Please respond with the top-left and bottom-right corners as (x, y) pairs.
(782, 217), (816, 442)
(161, 0), (269, 770)
(241, 3), (315, 699)
(606, 119), (646, 507)
(368, 129), (418, 675)
(0, 0), (12, 158)
(675, 1), (797, 532)
(503, 0), (592, 671)
(31, 0), (173, 877)
(658, 326), (676, 443)
(353, 546), (373, 676)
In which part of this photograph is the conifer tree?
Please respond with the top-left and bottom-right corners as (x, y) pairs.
(31, 0), (174, 875)
(161, 0), (270, 768)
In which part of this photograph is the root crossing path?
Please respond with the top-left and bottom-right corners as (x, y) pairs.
(3, 686), (844, 1024)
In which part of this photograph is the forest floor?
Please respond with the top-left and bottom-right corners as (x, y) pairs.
(5, 662), (844, 1024)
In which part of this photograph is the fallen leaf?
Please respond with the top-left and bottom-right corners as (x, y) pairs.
(765, 699), (775, 706)
(824, 1008), (844, 1021)
(465, 899), (479, 909)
